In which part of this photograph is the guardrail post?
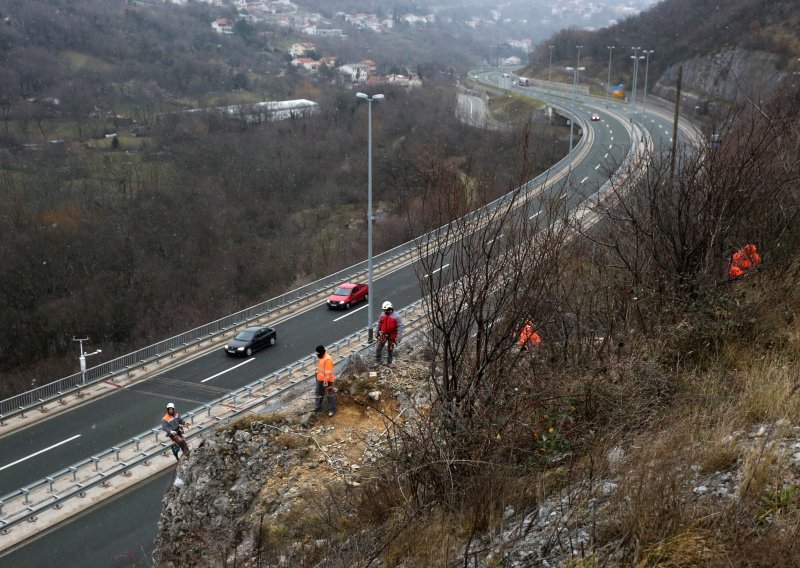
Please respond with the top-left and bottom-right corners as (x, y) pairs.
(152, 428), (161, 443)
(91, 457), (100, 471)
(18, 406), (25, 418)
(205, 404), (212, 418)
(113, 447), (121, 461)
(0, 500), (3, 515)
(132, 436), (141, 452)
(21, 488), (30, 505)
(70, 466), (78, 482)
(46, 477), (55, 493)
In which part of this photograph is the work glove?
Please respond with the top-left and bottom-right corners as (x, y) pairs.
(170, 431), (177, 436)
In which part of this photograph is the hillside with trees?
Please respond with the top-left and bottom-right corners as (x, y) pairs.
(525, 0), (800, 101)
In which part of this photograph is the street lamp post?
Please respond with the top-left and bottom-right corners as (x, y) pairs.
(356, 92), (384, 342)
(73, 337), (101, 385)
(565, 65), (586, 156)
(629, 47), (645, 121)
(606, 46), (615, 99)
(548, 45), (555, 83)
(642, 50), (654, 118)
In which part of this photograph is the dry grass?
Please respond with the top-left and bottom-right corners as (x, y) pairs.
(636, 528), (722, 567)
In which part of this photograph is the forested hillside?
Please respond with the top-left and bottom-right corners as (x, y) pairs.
(526, 0), (800, 94)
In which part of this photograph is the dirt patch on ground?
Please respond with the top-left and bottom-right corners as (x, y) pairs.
(258, 379), (402, 524)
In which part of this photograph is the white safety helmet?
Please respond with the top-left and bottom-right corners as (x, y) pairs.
(166, 402), (175, 410)
(382, 301), (393, 310)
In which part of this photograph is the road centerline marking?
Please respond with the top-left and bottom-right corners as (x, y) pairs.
(424, 264), (450, 278)
(333, 304), (369, 321)
(0, 434), (82, 472)
(201, 359), (254, 383)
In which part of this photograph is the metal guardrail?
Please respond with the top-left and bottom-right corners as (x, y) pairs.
(0, 299), (429, 536)
(0, 240), (416, 421)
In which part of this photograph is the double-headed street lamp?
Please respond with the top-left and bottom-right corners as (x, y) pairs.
(565, 65), (586, 155)
(642, 50), (654, 118)
(606, 46), (615, 99)
(629, 47), (645, 121)
(548, 45), (555, 83)
(73, 337), (102, 385)
(356, 92), (384, 342)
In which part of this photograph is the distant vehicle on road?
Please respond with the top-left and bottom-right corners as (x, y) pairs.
(224, 326), (277, 357)
(590, 113), (600, 121)
(518, 77), (530, 86)
(327, 282), (369, 310)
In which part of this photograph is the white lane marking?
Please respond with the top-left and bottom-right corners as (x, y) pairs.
(610, 136), (614, 141)
(0, 434), (82, 472)
(202, 358), (254, 383)
(333, 304), (369, 321)
(423, 263), (450, 278)
(609, 145), (614, 150)
(529, 211), (542, 219)
(486, 234), (505, 245)
(595, 164), (600, 170)
(580, 176), (589, 184)
(604, 153), (609, 159)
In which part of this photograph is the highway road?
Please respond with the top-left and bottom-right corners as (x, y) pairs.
(0, 70), (685, 566)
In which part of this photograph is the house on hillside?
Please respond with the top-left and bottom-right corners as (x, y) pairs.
(337, 63), (371, 83)
(211, 18), (234, 34)
(288, 42), (316, 57)
(303, 27), (345, 37)
(291, 57), (320, 72)
(385, 73), (422, 88)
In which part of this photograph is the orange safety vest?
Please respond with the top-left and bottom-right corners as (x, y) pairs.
(728, 244), (762, 280)
(316, 352), (334, 383)
(517, 322), (542, 347)
(161, 411), (184, 433)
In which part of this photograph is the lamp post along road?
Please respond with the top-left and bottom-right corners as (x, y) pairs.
(565, 65), (585, 162)
(606, 46), (615, 99)
(548, 45), (555, 83)
(629, 47), (645, 121)
(356, 92), (384, 342)
(642, 50), (654, 118)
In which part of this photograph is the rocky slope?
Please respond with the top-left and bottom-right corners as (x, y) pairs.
(652, 47), (789, 119)
(152, 342), (430, 567)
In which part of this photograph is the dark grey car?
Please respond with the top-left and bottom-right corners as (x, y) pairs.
(224, 326), (277, 357)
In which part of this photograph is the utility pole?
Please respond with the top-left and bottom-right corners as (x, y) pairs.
(73, 337), (102, 385)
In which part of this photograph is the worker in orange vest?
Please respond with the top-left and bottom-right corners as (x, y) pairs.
(314, 345), (336, 416)
(517, 320), (542, 350)
(728, 244), (762, 280)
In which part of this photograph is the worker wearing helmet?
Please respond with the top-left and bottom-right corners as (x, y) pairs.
(374, 301), (404, 366)
(161, 402), (190, 459)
